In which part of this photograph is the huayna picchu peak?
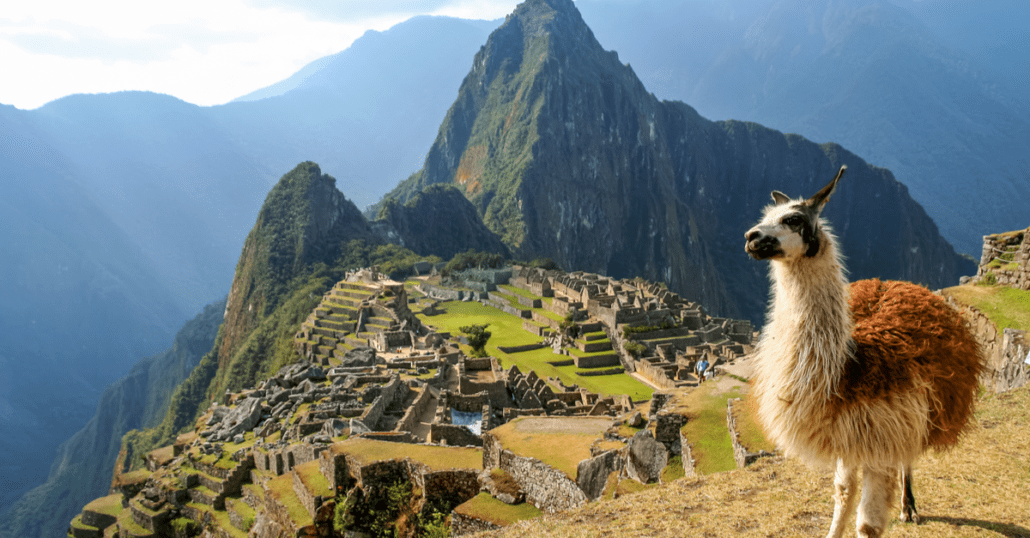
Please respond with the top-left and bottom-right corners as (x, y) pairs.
(384, 0), (973, 323)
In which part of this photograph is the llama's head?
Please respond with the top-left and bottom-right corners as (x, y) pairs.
(744, 165), (846, 262)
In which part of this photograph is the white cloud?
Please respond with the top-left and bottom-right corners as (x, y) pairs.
(0, 0), (516, 110)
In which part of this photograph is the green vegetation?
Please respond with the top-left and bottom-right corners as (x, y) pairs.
(268, 473), (313, 528)
(335, 480), (416, 538)
(672, 381), (750, 475)
(330, 438), (482, 471)
(944, 284), (1030, 333)
(459, 323), (492, 357)
(442, 249), (506, 275)
(294, 460), (332, 498)
(170, 517), (198, 536)
(417, 300), (651, 401)
(731, 397), (775, 454)
(453, 493), (542, 526)
(622, 323), (673, 338)
(623, 341), (647, 358)
(662, 455), (685, 483)
(83, 494), (124, 517)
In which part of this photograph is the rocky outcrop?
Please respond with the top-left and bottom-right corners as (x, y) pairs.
(374, 184), (509, 260)
(220, 162), (374, 366)
(624, 430), (668, 484)
(973, 227), (1030, 290)
(383, 0), (974, 323)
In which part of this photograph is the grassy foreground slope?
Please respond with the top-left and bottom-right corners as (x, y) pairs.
(474, 386), (1030, 538)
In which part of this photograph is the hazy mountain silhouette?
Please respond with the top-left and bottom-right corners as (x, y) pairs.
(578, 0), (1030, 257)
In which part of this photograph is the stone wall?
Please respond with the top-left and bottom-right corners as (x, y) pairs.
(395, 386), (434, 433)
(450, 511), (502, 536)
(635, 359), (678, 390)
(976, 227), (1030, 290)
(482, 433), (587, 513)
(679, 429), (697, 478)
(443, 390), (490, 413)
(498, 449), (587, 513)
(726, 398), (773, 468)
(360, 375), (403, 430)
(418, 284), (481, 302)
(951, 298), (1030, 392)
(497, 343), (548, 354)
(573, 354), (620, 368)
(429, 423), (483, 447)
(423, 469), (481, 506)
(292, 470), (324, 519)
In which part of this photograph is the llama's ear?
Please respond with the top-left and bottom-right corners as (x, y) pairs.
(770, 191), (791, 205)
(806, 165), (847, 212)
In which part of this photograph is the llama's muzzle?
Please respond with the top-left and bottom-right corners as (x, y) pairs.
(745, 229), (780, 260)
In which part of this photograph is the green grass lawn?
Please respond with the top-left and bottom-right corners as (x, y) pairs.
(267, 474), (313, 528)
(84, 494), (124, 517)
(418, 300), (652, 401)
(671, 381), (751, 475)
(453, 493), (542, 526)
(944, 284), (1030, 333)
(330, 438), (482, 471)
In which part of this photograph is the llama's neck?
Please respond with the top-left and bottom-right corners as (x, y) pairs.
(765, 229), (852, 398)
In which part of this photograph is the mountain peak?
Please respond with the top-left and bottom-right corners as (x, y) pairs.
(382, 0), (971, 321)
(219, 162), (371, 365)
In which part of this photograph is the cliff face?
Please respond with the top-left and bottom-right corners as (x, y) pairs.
(385, 0), (974, 322)
(219, 162), (374, 366)
(375, 184), (509, 260)
(0, 300), (223, 538)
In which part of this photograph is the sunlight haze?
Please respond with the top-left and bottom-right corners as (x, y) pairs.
(0, 0), (518, 109)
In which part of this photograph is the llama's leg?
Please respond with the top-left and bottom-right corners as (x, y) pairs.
(855, 466), (898, 538)
(898, 465), (919, 523)
(826, 459), (858, 538)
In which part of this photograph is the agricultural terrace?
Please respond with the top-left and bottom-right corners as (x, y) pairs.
(454, 492), (543, 526)
(329, 438), (483, 471)
(944, 284), (1030, 333)
(415, 299), (652, 401)
(489, 416), (614, 478)
(666, 377), (767, 475)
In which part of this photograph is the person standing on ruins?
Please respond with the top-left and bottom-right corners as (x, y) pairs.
(695, 355), (710, 384)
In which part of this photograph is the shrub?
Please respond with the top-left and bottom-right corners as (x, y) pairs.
(979, 272), (998, 286)
(623, 341), (648, 358)
(460, 324), (491, 356)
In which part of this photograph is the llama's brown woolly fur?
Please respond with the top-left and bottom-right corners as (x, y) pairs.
(847, 279), (983, 450)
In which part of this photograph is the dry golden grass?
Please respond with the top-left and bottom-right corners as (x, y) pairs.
(472, 385), (1030, 538)
(490, 417), (612, 477)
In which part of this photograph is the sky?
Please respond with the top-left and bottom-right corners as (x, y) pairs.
(0, 0), (520, 110)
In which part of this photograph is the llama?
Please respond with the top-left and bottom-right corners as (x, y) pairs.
(744, 165), (984, 538)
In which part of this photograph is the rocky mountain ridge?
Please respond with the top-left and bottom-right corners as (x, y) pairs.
(385, 0), (974, 323)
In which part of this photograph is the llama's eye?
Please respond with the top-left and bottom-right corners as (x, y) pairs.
(783, 215), (802, 227)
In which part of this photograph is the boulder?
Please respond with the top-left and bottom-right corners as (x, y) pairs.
(624, 429), (668, 484)
(576, 449), (624, 500)
(349, 419), (371, 435)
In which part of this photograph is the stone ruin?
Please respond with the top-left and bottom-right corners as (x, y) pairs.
(69, 265), (761, 538)
(503, 265), (756, 389)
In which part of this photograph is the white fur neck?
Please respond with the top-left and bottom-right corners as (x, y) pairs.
(759, 222), (852, 401)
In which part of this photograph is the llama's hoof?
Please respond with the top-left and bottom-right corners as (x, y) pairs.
(898, 508), (920, 524)
(858, 523), (884, 538)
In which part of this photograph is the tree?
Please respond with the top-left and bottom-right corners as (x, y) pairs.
(459, 324), (491, 357)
